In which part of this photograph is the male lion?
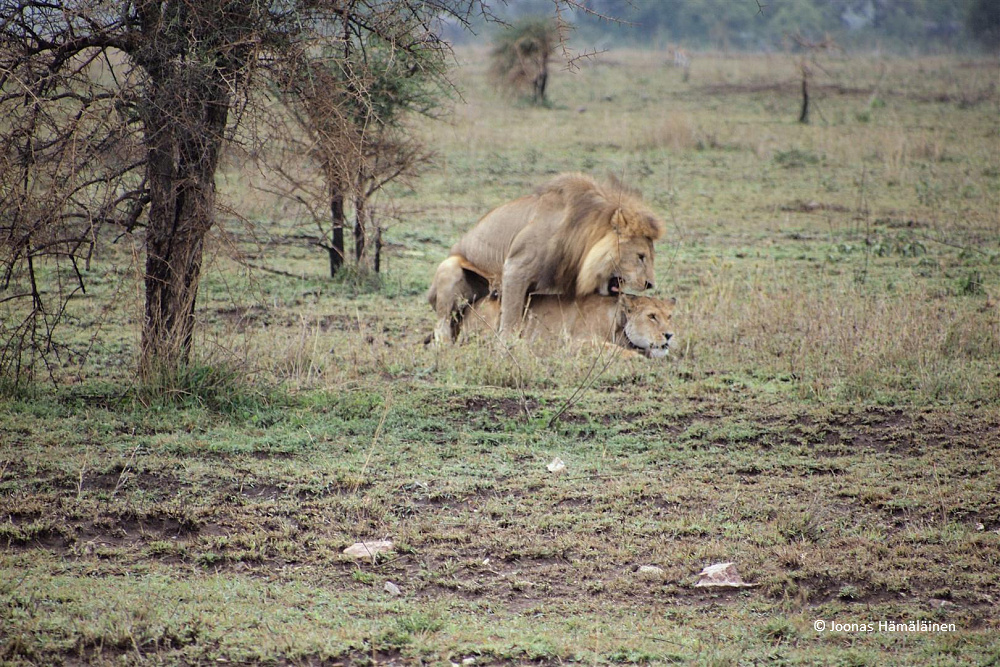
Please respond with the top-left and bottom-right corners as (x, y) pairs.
(427, 173), (664, 342)
(462, 293), (677, 359)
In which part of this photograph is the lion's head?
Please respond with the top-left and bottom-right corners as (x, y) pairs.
(544, 175), (664, 299)
(620, 294), (676, 358)
(578, 228), (658, 297)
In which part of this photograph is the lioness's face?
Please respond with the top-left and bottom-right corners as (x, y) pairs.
(623, 295), (676, 358)
(601, 236), (657, 296)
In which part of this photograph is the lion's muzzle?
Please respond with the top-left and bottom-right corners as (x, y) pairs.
(631, 331), (672, 359)
(603, 275), (655, 296)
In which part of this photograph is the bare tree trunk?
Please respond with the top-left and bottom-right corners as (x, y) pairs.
(329, 192), (345, 277)
(373, 224), (382, 274)
(140, 74), (230, 379)
(533, 68), (548, 103)
(354, 193), (366, 264)
(799, 63), (810, 124)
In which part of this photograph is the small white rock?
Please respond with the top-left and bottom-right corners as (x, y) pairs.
(975, 522), (985, 531)
(462, 659), (476, 666)
(546, 457), (566, 473)
(384, 581), (401, 596)
(694, 562), (758, 588)
(343, 540), (394, 561)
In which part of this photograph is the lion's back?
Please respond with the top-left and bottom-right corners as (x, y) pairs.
(521, 294), (619, 341)
(450, 195), (539, 279)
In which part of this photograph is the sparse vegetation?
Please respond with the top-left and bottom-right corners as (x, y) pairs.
(1, 49), (998, 665)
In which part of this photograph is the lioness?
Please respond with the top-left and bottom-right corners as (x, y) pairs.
(462, 293), (677, 359)
(427, 173), (664, 342)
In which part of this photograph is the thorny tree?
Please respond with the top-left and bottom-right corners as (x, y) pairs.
(0, 0), (490, 383)
(273, 37), (438, 277)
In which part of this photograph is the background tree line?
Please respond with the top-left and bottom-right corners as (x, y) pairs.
(455, 0), (999, 53)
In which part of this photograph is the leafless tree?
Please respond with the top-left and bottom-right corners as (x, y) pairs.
(789, 33), (841, 124)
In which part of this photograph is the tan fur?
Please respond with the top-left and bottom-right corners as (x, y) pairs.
(427, 173), (664, 342)
(462, 293), (676, 359)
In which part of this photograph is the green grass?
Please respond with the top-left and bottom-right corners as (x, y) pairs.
(2, 49), (999, 665)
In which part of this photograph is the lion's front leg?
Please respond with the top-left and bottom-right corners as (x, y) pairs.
(498, 265), (532, 336)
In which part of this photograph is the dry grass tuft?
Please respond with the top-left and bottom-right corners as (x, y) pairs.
(632, 112), (700, 151)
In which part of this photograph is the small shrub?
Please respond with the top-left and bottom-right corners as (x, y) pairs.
(490, 18), (558, 104)
(958, 270), (985, 296)
(351, 569), (375, 584)
(838, 584), (862, 600)
(138, 357), (282, 419)
(396, 613), (444, 634)
(329, 263), (385, 295)
(761, 616), (799, 643)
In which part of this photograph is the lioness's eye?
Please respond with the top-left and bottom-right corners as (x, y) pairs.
(638, 254), (646, 262)
(649, 314), (657, 322)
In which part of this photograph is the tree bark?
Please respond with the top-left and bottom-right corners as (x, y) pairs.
(140, 71), (230, 378)
(799, 66), (810, 124)
(329, 192), (345, 277)
(354, 193), (366, 263)
(533, 68), (548, 103)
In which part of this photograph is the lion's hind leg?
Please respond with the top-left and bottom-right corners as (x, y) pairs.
(429, 255), (491, 343)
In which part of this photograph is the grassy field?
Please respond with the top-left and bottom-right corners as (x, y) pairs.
(2, 49), (999, 665)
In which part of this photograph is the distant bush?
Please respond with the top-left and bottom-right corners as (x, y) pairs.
(490, 17), (558, 105)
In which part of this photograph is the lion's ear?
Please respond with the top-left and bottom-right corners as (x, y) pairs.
(610, 208), (626, 234)
(610, 208), (665, 240)
(648, 215), (666, 240)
